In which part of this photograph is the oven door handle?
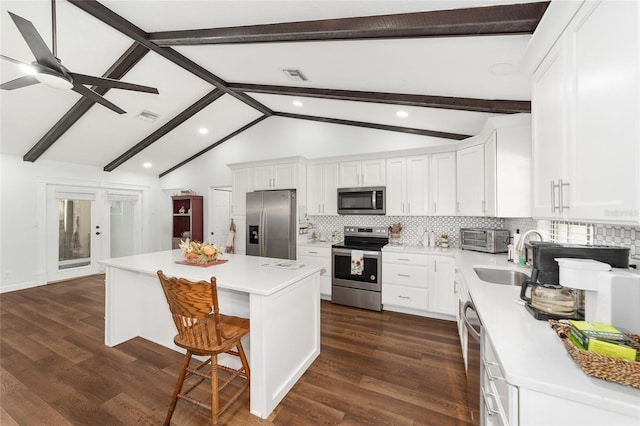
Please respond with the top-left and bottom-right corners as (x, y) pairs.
(462, 300), (481, 343)
(332, 248), (381, 257)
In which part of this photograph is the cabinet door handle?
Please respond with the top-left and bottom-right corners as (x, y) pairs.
(397, 258), (411, 261)
(308, 251), (318, 254)
(456, 201), (461, 214)
(482, 200), (486, 213)
(398, 295), (410, 299)
(402, 203), (405, 213)
(407, 202), (410, 214)
(433, 202), (437, 214)
(481, 388), (501, 417)
(550, 180), (557, 213)
(559, 179), (570, 213)
(434, 263), (437, 273)
(398, 273), (410, 277)
(483, 360), (504, 382)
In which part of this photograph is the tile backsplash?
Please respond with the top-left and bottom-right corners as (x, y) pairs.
(306, 215), (640, 262)
(307, 215), (504, 248)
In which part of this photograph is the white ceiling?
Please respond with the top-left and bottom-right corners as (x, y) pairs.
(0, 0), (543, 176)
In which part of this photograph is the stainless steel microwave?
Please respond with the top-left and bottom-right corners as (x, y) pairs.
(460, 228), (510, 253)
(337, 186), (385, 215)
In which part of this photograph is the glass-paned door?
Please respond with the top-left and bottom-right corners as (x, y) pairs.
(58, 199), (92, 269)
(108, 192), (141, 259)
(48, 187), (101, 282)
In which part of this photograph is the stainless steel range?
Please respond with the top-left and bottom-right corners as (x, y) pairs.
(331, 226), (389, 311)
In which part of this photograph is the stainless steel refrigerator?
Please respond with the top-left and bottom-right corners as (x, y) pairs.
(246, 189), (296, 260)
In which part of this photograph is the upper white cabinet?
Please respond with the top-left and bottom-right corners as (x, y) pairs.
(253, 162), (298, 190)
(456, 144), (485, 216)
(485, 122), (532, 218)
(307, 163), (338, 215)
(231, 167), (252, 216)
(386, 155), (429, 215)
(339, 159), (386, 187)
(530, 0), (640, 224)
(431, 152), (457, 216)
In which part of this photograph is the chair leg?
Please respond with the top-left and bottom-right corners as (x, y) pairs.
(164, 351), (192, 426)
(236, 341), (250, 383)
(210, 354), (219, 425)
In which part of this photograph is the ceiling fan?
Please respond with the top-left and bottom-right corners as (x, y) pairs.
(0, 0), (158, 114)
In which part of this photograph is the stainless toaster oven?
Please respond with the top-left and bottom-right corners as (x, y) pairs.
(460, 228), (510, 253)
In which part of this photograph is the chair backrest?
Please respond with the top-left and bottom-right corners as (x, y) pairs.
(157, 270), (223, 348)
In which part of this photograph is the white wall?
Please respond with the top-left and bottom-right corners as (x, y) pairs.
(0, 153), (166, 292)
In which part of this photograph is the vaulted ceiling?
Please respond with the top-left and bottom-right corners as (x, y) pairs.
(0, 0), (548, 177)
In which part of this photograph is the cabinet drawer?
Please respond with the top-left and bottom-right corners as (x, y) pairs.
(382, 252), (428, 265)
(382, 263), (428, 288)
(382, 284), (428, 310)
(298, 245), (331, 257)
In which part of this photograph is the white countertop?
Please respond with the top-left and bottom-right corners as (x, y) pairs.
(101, 250), (324, 296)
(455, 249), (640, 418)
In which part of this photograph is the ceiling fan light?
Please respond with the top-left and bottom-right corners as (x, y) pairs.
(19, 64), (37, 75)
(35, 72), (73, 90)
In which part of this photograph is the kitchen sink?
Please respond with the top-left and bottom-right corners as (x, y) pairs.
(473, 267), (529, 286)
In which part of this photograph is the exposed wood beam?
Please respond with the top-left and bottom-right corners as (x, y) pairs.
(159, 115), (269, 178)
(149, 2), (549, 46)
(22, 43), (151, 162)
(274, 112), (469, 140)
(67, 0), (272, 116)
(103, 90), (224, 172)
(229, 83), (530, 114)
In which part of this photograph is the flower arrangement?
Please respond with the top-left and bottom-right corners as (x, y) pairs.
(388, 223), (403, 237)
(179, 239), (223, 264)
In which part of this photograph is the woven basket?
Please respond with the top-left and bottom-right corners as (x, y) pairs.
(549, 320), (640, 389)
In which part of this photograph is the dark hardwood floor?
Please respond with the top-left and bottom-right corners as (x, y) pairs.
(0, 274), (473, 425)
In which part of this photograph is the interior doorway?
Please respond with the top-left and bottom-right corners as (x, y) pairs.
(208, 187), (232, 248)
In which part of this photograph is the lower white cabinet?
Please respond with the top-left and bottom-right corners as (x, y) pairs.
(298, 244), (331, 298)
(382, 251), (455, 317)
(482, 332), (518, 426)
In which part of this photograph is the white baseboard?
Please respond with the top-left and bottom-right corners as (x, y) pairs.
(0, 280), (42, 294)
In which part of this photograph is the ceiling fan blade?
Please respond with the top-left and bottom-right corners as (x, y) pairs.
(0, 75), (39, 90)
(0, 54), (30, 67)
(69, 73), (159, 94)
(8, 11), (63, 73)
(72, 84), (126, 114)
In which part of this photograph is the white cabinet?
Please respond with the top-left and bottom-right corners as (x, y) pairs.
(385, 155), (429, 216)
(484, 122), (532, 218)
(531, 0), (640, 224)
(307, 163), (339, 215)
(382, 252), (429, 310)
(338, 159), (385, 187)
(253, 162), (297, 190)
(428, 256), (456, 316)
(482, 332), (518, 426)
(298, 244), (331, 298)
(431, 152), (457, 216)
(382, 251), (456, 318)
(456, 144), (486, 216)
(231, 167), (252, 216)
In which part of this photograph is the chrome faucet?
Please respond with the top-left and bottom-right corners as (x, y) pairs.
(515, 229), (543, 254)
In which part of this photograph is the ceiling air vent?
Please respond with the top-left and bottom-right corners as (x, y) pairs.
(282, 69), (307, 81)
(137, 110), (159, 122)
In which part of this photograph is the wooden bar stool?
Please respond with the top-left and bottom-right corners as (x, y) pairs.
(157, 270), (250, 425)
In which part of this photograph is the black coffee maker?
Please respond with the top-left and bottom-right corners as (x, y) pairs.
(520, 242), (630, 320)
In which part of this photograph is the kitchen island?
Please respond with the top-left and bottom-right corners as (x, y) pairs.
(100, 250), (324, 419)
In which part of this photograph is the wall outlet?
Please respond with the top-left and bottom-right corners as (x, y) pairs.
(2, 271), (11, 280)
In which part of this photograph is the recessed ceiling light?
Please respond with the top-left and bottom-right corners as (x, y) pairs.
(282, 69), (307, 81)
(143, 162), (152, 168)
(396, 111), (408, 118)
(292, 100), (303, 107)
(199, 127), (209, 135)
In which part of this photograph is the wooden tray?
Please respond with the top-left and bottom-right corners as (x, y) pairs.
(174, 259), (228, 267)
(549, 320), (640, 389)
